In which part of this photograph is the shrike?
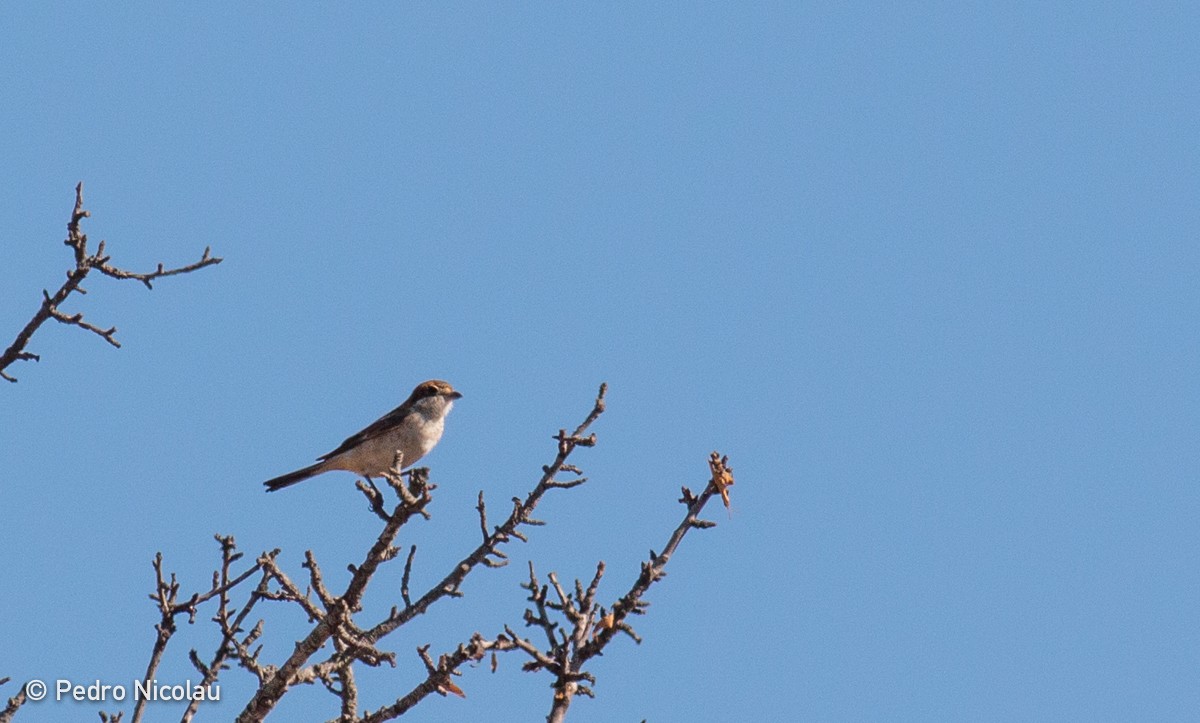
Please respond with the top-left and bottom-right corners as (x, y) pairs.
(264, 379), (462, 492)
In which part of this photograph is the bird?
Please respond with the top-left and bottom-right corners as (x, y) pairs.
(264, 379), (462, 492)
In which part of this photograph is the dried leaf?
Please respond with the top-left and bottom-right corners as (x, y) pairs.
(708, 452), (735, 509)
(440, 680), (466, 698)
(592, 611), (617, 640)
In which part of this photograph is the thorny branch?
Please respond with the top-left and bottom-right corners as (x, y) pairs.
(0, 182), (221, 382)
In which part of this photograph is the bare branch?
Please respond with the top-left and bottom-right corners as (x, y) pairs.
(358, 634), (516, 723)
(0, 678), (27, 723)
(305, 551), (337, 611)
(181, 544), (272, 723)
(236, 467), (434, 722)
(355, 479), (390, 522)
(502, 451), (734, 722)
(257, 553), (324, 622)
(132, 537), (263, 723)
(334, 663), (357, 721)
(400, 546), (417, 609)
(0, 182), (221, 382)
(580, 453), (733, 657)
(94, 245), (219, 289)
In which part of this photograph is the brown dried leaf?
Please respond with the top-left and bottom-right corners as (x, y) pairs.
(440, 680), (466, 698)
(592, 611), (616, 640)
(708, 452), (735, 509)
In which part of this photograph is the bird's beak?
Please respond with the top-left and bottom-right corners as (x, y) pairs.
(448, 390), (463, 400)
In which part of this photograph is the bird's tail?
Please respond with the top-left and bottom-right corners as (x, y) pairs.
(264, 462), (325, 492)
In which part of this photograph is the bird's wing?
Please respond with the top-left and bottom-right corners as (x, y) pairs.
(318, 402), (410, 461)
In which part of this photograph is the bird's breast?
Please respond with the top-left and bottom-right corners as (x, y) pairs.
(329, 414), (445, 476)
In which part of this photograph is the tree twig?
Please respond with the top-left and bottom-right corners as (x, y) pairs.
(505, 452), (734, 722)
(236, 470), (435, 722)
(0, 182), (221, 382)
(357, 634), (516, 722)
(132, 536), (264, 723)
(0, 677), (27, 723)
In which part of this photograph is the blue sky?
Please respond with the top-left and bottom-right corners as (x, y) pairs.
(2, 3), (1198, 721)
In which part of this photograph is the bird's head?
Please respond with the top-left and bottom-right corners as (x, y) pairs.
(407, 380), (463, 417)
